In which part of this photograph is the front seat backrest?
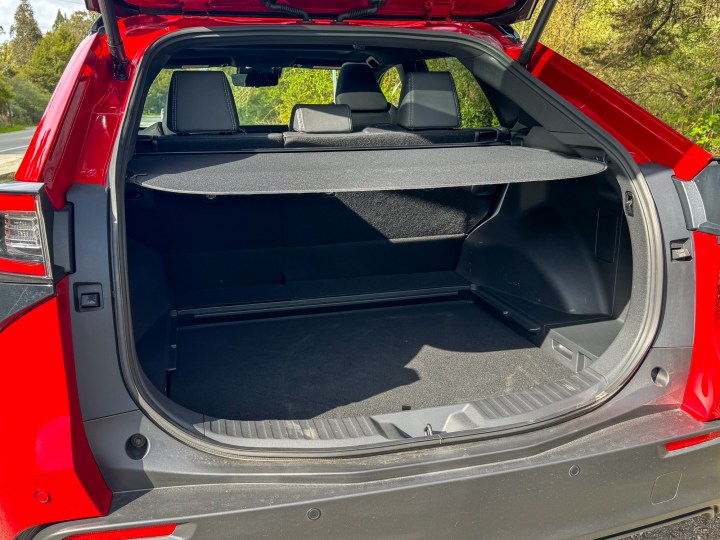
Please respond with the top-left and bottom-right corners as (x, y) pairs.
(164, 71), (240, 134)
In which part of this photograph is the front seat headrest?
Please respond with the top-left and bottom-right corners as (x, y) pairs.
(335, 64), (390, 112)
(397, 72), (461, 130)
(164, 71), (240, 134)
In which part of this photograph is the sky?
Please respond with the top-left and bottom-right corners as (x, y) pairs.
(0, 0), (88, 41)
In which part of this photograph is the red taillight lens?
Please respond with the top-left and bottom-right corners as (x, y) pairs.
(64, 525), (178, 540)
(0, 192), (49, 277)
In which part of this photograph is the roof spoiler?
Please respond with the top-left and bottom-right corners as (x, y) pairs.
(517, 0), (558, 67)
(97, 0), (129, 80)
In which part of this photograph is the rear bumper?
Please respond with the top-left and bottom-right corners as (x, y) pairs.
(33, 408), (720, 540)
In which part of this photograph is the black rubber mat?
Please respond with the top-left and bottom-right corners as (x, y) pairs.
(169, 301), (570, 420)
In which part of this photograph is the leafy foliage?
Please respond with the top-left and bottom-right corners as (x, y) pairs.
(8, 0), (42, 69)
(23, 25), (81, 93)
(516, 0), (720, 154)
(7, 76), (51, 125)
(52, 11), (67, 32)
(0, 74), (14, 124)
(0, 7), (94, 128)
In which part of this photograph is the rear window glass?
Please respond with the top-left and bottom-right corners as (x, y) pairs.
(141, 67), (337, 128)
(140, 58), (498, 129)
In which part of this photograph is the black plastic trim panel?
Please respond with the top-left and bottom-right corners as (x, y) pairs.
(674, 161), (720, 236)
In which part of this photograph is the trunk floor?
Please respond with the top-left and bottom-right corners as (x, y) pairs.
(170, 301), (570, 420)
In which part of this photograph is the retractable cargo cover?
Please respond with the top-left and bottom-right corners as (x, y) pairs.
(127, 146), (607, 195)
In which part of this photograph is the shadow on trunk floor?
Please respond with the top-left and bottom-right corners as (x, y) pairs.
(168, 300), (570, 420)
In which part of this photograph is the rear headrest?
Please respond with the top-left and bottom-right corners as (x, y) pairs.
(164, 71), (239, 134)
(335, 64), (389, 112)
(290, 104), (353, 133)
(397, 72), (461, 130)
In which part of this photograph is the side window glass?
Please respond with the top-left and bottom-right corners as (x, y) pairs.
(425, 58), (498, 127)
(379, 67), (402, 107)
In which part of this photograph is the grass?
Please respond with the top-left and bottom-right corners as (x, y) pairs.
(0, 125), (25, 134)
(0, 172), (15, 183)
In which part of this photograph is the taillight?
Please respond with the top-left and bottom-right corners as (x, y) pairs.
(0, 189), (51, 278)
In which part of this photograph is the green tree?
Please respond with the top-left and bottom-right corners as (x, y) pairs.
(9, 0), (42, 67)
(517, 0), (720, 155)
(61, 11), (96, 44)
(8, 76), (50, 124)
(0, 42), (14, 77)
(21, 26), (77, 93)
(0, 74), (14, 125)
(253, 68), (335, 124)
(19, 11), (95, 95)
(144, 69), (173, 115)
(52, 10), (67, 31)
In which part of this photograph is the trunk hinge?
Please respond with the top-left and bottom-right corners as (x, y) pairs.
(518, 0), (558, 67)
(97, 0), (128, 80)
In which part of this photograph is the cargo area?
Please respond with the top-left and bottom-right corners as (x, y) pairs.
(126, 172), (632, 425)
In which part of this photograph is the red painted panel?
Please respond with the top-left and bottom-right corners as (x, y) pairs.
(15, 34), (102, 207)
(682, 232), (720, 421)
(0, 279), (111, 540)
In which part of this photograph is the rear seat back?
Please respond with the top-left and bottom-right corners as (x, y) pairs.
(283, 104), (356, 148)
(283, 104), (430, 148)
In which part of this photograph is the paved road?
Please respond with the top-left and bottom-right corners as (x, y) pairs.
(631, 514), (720, 539)
(0, 126), (36, 179)
(0, 126), (36, 154)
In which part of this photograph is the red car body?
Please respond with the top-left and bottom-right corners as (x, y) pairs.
(1, 6), (718, 538)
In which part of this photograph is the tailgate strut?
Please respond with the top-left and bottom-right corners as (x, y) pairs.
(98, 0), (129, 80)
(518, 0), (558, 67)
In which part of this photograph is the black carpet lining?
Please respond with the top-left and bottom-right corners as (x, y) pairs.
(168, 301), (569, 421)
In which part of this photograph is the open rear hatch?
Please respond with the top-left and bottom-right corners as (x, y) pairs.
(85, 0), (539, 22)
